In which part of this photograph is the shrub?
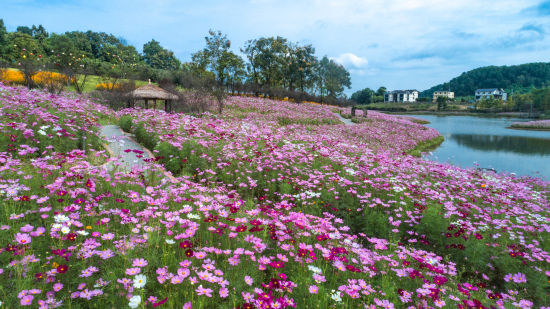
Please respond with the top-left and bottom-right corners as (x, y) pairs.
(134, 122), (158, 150)
(119, 115), (133, 132)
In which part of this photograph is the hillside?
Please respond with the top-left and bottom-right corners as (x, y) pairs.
(421, 62), (550, 97)
(0, 84), (549, 308)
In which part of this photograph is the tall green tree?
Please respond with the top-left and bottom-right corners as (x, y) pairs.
(0, 19), (7, 61)
(283, 43), (316, 92)
(242, 36), (289, 90)
(191, 30), (232, 85)
(220, 51), (245, 93)
(143, 39), (180, 70)
(7, 32), (45, 88)
(316, 56), (351, 101)
(351, 87), (375, 104)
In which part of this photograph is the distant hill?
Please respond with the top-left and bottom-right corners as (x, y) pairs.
(421, 62), (550, 97)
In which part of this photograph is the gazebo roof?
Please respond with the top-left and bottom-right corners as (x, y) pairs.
(128, 82), (178, 100)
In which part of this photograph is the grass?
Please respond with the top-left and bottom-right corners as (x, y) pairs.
(406, 135), (445, 157)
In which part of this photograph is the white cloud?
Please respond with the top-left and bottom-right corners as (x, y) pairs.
(332, 53), (368, 68)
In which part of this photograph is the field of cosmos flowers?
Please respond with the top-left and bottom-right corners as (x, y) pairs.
(0, 83), (549, 308)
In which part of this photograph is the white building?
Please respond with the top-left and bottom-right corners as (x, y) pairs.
(475, 88), (507, 101)
(384, 90), (419, 103)
(433, 91), (455, 102)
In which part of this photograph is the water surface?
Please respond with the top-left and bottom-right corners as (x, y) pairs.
(406, 115), (550, 180)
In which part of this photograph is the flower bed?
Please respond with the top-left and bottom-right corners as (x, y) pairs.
(511, 119), (550, 130)
(0, 84), (549, 308)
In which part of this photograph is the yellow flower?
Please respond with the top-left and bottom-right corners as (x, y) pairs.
(52, 262), (59, 268)
(86, 225), (92, 229)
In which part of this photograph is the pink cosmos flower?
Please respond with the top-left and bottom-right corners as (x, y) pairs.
(20, 295), (33, 306)
(219, 287), (229, 298)
(309, 285), (318, 294)
(132, 258), (148, 267)
(512, 273), (527, 283)
(53, 283), (63, 292)
(15, 233), (31, 245)
(195, 285), (213, 297)
(244, 276), (253, 286)
(126, 267), (141, 276)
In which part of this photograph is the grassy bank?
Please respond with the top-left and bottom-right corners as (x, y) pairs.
(406, 135), (445, 157)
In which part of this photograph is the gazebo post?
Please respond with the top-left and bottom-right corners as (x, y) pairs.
(154, 99), (157, 110)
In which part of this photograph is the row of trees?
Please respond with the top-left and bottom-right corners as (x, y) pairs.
(0, 21), (352, 105)
(350, 86), (387, 104)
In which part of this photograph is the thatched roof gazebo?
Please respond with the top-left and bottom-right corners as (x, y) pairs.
(127, 80), (178, 112)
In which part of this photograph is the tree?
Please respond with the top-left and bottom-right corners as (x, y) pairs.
(192, 30), (233, 85)
(242, 36), (289, 92)
(436, 96), (447, 110)
(7, 32), (45, 89)
(376, 86), (386, 96)
(220, 51), (245, 94)
(0, 19), (8, 61)
(16, 26), (32, 36)
(316, 56), (351, 102)
(283, 43), (316, 93)
(31, 25), (48, 44)
(351, 88), (375, 105)
(143, 39), (180, 70)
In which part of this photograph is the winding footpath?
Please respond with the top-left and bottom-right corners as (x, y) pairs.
(335, 112), (355, 125)
(99, 125), (153, 172)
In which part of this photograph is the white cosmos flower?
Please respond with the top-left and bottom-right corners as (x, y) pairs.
(133, 274), (146, 288)
(165, 239), (175, 244)
(54, 214), (70, 223)
(128, 295), (141, 308)
(61, 226), (70, 234)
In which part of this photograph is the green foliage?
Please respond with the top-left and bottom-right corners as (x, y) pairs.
(0, 19), (7, 60)
(406, 135), (444, 157)
(422, 62), (550, 97)
(133, 122), (157, 150)
(316, 56), (351, 101)
(351, 87), (375, 104)
(143, 39), (181, 70)
(118, 115), (133, 132)
(436, 96), (447, 110)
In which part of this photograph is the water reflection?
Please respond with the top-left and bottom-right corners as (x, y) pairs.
(451, 134), (550, 155)
(403, 114), (550, 179)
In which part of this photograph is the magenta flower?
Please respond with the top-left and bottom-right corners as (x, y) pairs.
(512, 272), (527, 283)
(20, 295), (33, 306)
(219, 287), (229, 298)
(15, 233), (31, 245)
(195, 285), (213, 297)
(125, 267), (141, 276)
(53, 283), (63, 292)
(132, 258), (148, 267)
(309, 285), (318, 294)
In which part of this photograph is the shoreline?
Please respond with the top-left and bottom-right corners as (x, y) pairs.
(507, 126), (550, 131)
(380, 110), (539, 118)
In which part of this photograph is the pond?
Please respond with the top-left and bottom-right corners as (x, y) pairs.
(405, 115), (550, 180)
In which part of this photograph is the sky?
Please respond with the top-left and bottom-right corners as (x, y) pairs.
(2, 0), (550, 95)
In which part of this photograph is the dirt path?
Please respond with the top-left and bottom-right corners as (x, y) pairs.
(335, 113), (355, 125)
(99, 125), (153, 172)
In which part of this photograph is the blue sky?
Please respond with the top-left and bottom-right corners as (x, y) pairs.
(2, 0), (550, 94)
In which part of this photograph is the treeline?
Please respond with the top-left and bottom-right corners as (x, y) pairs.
(421, 62), (550, 97)
(350, 87), (387, 104)
(0, 20), (352, 105)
